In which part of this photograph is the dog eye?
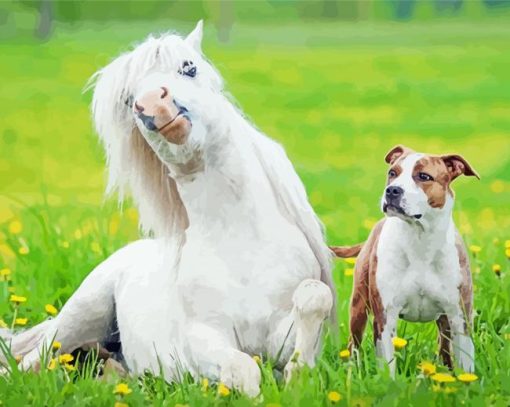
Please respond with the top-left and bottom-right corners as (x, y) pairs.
(418, 172), (434, 181)
(388, 169), (397, 178)
(178, 60), (197, 78)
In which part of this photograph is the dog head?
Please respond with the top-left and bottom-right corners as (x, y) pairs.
(381, 145), (479, 222)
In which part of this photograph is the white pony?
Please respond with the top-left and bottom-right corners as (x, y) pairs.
(8, 21), (336, 396)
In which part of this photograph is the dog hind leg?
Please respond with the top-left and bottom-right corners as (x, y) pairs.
(349, 286), (369, 350)
(436, 315), (453, 369)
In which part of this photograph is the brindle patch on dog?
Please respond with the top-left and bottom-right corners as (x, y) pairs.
(412, 156), (451, 208)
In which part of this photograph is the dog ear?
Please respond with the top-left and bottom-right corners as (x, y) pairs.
(384, 145), (413, 164)
(441, 154), (480, 181)
(186, 20), (203, 53)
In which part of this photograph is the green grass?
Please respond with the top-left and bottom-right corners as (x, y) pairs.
(1, 17), (510, 406)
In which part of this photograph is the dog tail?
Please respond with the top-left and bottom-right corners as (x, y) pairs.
(329, 243), (364, 258)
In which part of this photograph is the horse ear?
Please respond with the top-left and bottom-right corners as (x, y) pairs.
(186, 20), (203, 52)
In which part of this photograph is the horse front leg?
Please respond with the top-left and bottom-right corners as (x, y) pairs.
(183, 322), (261, 397)
(281, 279), (333, 382)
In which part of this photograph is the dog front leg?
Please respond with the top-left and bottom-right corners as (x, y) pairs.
(374, 308), (398, 378)
(447, 311), (474, 372)
(283, 279), (333, 382)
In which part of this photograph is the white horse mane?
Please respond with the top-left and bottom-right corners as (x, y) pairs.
(88, 23), (336, 315)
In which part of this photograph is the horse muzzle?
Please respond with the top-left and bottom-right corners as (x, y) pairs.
(133, 87), (192, 145)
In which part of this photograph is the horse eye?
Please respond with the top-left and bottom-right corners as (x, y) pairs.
(388, 169), (397, 178)
(124, 95), (134, 108)
(178, 60), (197, 78)
(418, 172), (434, 181)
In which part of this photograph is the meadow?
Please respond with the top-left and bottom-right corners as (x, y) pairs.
(1, 17), (510, 406)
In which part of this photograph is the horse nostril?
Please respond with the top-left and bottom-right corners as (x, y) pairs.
(161, 87), (168, 99)
(134, 101), (144, 113)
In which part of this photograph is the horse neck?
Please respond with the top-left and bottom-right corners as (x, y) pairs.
(170, 102), (276, 232)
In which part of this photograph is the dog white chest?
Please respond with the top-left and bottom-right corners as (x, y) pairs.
(376, 218), (462, 322)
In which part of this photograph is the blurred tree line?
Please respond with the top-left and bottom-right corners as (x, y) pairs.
(1, 0), (509, 41)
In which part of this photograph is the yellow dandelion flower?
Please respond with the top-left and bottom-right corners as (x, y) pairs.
(126, 207), (138, 222)
(418, 361), (436, 376)
(109, 218), (120, 236)
(492, 264), (501, 276)
(490, 180), (505, 193)
(252, 355), (261, 364)
(458, 373), (478, 383)
(339, 349), (350, 360)
(8, 220), (23, 235)
(18, 246), (29, 255)
(469, 245), (481, 255)
(344, 268), (354, 277)
(0, 267), (11, 281)
(431, 373), (456, 383)
(344, 257), (357, 265)
(74, 229), (82, 240)
(45, 304), (58, 316)
(432, 384), (458, 393)
(59, 353), (74, 364)
(201, 377), (209, 392)
(47, 358), (57, 370)
(0, 319), (7, 328)
(60, 241), (70, 249)
(15, 318), (28, 326)
(64, 363), (76, 372)
(328, 391), (342, 403)
(91, 242), (101, 254)
(52, 341), (62, 351)
(505, 240), (510, 249)
(113, 383), (132, 396)
(392, 337), (407, 350)
(363, 218), (377, 230)
(10, 294), (27, 304)
(114, 402), (129, 407)
(218, 383), (230, 396)
(505, 248), (510, 259)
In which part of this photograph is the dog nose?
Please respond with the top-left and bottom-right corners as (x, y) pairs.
(386, 186), (403, 198)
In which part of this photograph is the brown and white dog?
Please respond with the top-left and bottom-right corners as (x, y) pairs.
(331, 145), (479, 376)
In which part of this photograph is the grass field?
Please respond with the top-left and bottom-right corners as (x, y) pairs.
(1, 17), (510, 406)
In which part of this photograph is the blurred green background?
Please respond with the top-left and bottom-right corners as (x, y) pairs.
(0, 1), (510, 404)
(0, 1), (509, 239)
